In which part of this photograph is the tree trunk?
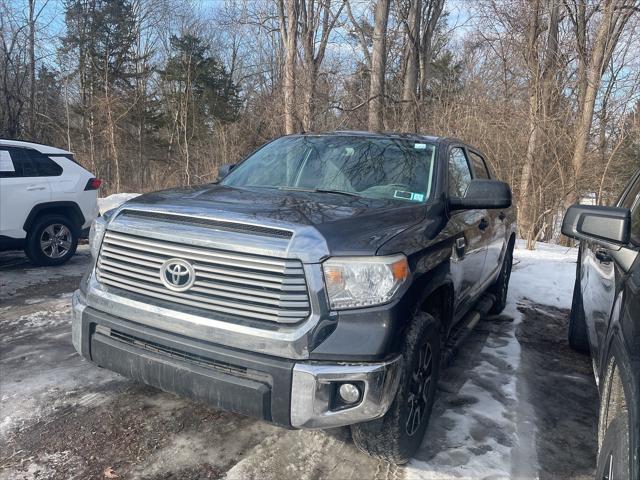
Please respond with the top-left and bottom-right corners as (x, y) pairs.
(570, 0), (634, 190)
(28, 0), (36, 137)
(281, 0), (299, 134)
(401, 0), (422, 132)
(518, 0), (542, 249)
(368, 0), (391, 132)
(419, 0), (444, 101)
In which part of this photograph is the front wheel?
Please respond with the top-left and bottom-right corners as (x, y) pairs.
(24, 214), (79, 266)
(351, 312), (441, 464)
(489, 245), (513, 314)
(596, 415), (630, 480)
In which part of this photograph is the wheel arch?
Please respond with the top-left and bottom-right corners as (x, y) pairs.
(23, 201), (85, 233)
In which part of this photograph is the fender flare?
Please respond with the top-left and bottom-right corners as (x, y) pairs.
(23, 201), (85, 232)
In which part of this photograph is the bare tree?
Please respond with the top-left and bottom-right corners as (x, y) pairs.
(368, 0), (391, 131)
(570, 0), (637, 196)
(278, 0), (300, 134)
(299, 0), (345, 131)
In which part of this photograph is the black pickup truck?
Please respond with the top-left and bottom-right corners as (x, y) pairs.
(563, 169), (640, 479)
(73, 131), (516, 463)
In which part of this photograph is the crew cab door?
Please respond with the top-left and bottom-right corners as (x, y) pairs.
(467, 149), (506, 283)
(581, 175), (640, 370)
(447, 146), (488, 318)
(0, 147), (52, 239)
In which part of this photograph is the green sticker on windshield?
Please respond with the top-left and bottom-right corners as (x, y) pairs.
(394, 190), (425, 202)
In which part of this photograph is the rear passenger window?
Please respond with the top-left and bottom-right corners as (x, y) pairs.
(468, 151), (490, 179)
(449, 148), (472, 198)
(0, 148), (62, 177)
(27, 149), (63, 176)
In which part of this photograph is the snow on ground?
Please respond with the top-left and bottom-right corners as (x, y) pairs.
(97, 193), (140, 214)
(0, 246), (90, 299)
(405, 240), (579, 480)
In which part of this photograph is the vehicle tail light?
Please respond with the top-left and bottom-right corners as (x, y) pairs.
(85, 178), (102, 190)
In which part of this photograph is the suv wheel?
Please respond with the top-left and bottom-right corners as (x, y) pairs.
(351, 312), (441, 464)
(489, 245), (513, 314)
(25, 214), (78, 266)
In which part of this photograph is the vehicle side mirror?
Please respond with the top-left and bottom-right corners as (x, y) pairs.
(449, 179), (512, 210)
(562, 204), (631, 246)
(217, 163), (236, 180)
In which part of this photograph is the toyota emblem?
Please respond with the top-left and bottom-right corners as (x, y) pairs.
(160, 258), (196, 292)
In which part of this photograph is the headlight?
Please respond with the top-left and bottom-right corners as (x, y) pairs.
(323, 255), (409, 310)
(88, 208), (116, 258)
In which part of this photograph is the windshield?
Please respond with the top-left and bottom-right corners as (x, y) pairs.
(221, 135), (437, 203)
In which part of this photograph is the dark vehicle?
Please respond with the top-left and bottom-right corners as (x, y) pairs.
(563, 169), (640, 479)
(72, 132), (516, 463)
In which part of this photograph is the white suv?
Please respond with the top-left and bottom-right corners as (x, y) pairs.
(0, 140), (100, 266)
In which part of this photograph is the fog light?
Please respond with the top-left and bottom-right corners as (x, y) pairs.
(338, 383), (360, 404)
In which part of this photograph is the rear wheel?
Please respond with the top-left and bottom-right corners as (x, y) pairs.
(351, 312), (441, 464)
(24, 214), (78, 266)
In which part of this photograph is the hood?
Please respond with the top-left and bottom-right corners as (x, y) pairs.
(114, 184), (426, 260)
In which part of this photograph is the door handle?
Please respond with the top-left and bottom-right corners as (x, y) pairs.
(595, 248), (612, 263)
(479, 218), (489, 231)
(498, 211), (506, 221)
(26, 185), (45, 191)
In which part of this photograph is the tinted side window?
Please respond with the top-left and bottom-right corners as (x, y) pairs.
(28, 150), (62, 176)
(468, 151), (490, 179)
(0, 148), (62, 177)
(449, 147), (472, 197)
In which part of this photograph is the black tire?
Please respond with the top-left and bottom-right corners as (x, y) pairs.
(351, 312), (441, 464)
(489, 244), (513, 315)
(568, 276), (590, 353)
(24, 214), (79, 266)
(596, 415), (630, 480)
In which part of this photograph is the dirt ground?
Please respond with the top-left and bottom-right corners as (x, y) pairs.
(0, 246), (598, 480)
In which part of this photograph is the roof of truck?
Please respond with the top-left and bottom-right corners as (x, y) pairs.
(289, 130), (470, 146)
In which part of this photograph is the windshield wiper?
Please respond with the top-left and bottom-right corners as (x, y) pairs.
(277, 186), (361, 198)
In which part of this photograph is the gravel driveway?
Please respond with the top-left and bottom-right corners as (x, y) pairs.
(0, 244), (597, 480)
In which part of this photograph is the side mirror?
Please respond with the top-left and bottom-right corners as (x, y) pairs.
(562, 204), (631, 246)
(450, 179), (512, 210)
(217, 163), (236, 180)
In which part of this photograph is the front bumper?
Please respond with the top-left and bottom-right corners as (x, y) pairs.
(72, 290), (402, 429)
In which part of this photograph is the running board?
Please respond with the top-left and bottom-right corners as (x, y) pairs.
(442, 294), (495, 365)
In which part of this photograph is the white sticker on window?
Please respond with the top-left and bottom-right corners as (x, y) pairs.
(0, 151), (15, 172)
(414, 143), (427, 149)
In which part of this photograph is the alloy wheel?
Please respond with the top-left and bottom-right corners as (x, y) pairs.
(40, 224), (73, 259)
(406, 342), (433, 436)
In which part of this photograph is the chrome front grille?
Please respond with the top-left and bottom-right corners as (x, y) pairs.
(96, 230), (310, 324)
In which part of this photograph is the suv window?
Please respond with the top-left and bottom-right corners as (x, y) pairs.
(0, 149), (15, 177)
(0, 148), (62, 178)
(449, 147), (472, 197)
(468, 151), (490, 179)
